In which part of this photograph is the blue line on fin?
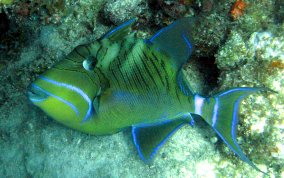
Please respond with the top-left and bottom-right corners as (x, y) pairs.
(189, 114), (195, 126)
(102, 18), (136, 39)
(148, 22), (177, 43)
(132, 122), (185, 162)
(177, 70), (194, 96)
(132, 117), (190, 163)
(146, 17), (194, 69)
(182, 33), (193, 51)
(211, 87), (270, 174)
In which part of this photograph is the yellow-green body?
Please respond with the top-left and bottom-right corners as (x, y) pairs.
(32, 36), (194, 135)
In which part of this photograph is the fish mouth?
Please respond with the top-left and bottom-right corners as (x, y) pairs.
(27, 84), (48, 103)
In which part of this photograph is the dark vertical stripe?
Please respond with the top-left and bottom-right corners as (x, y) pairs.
(120, 45), (143, 91)
(107, 48), (121, 88)
(110, 59), (121, 86)
(96, 46), (103, 59)
(127, 58), (143, 90)
(132, 54), (150, 90)
(188, 96), (192, 108)
(111, 67), (121, 88)
(84, 45), (91, 54)
(139, 53), (159, 89)
(85, 71), (98, 86)
(124, 67), (138, 91)
(75, 48), (86, 59)
(102, 47), (109, 59)
(95, 68), (108, 84)
(53, 67), (96, 86)
(66, 57), (80, 64)
(108, 41), (124, 71)
(175, 86), (182, 105)
(119, 52), (137, 91)
(142, 51), (165, 87)
(160, 60), (170, 91)
(116, 56), (131, 90)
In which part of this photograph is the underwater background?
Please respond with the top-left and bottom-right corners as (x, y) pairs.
(0, 0), (283, 177)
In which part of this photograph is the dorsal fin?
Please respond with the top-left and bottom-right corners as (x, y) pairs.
(146, 17), (194, 69)
(101, 18), (137, 41)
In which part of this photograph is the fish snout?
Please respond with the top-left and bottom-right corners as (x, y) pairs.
(27, 84), (48, 103)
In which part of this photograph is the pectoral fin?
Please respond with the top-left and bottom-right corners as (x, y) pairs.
(132, 117), (190, 163)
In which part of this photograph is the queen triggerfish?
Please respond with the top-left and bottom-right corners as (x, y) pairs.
(28, 17), (270, 173)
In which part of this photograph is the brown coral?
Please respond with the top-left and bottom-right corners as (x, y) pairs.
(231, 0), (246, 20)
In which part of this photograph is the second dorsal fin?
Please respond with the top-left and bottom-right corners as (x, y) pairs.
(146, 17), (194, 69)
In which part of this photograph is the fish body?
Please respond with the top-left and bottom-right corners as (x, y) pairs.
(28, 18), (269, 173)
(96, 38), (194, 132)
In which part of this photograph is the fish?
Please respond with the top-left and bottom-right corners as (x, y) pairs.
(28, 17), (270, 173)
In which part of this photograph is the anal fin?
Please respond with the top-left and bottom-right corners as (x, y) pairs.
(132, 116), (192, 163)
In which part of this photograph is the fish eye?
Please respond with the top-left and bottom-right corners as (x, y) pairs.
(83, 56), (97, 71)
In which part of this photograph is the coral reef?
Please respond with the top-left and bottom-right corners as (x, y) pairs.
(215, 2), (284, 176)
(216, 31), (284, 70)
(103, 0), (145, 25)
(0, 0), (283, 177)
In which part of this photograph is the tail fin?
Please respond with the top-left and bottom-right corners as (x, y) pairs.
(196, 87), (270, 173)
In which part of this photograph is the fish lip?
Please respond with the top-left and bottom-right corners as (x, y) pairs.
(27, 84), (48, 102)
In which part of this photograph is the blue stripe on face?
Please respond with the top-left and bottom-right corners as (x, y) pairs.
(29, 97), (46, 103)
(211, 97), (219, 127)
(39, 76), (93, 122)
(31, 84), (79, 116)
